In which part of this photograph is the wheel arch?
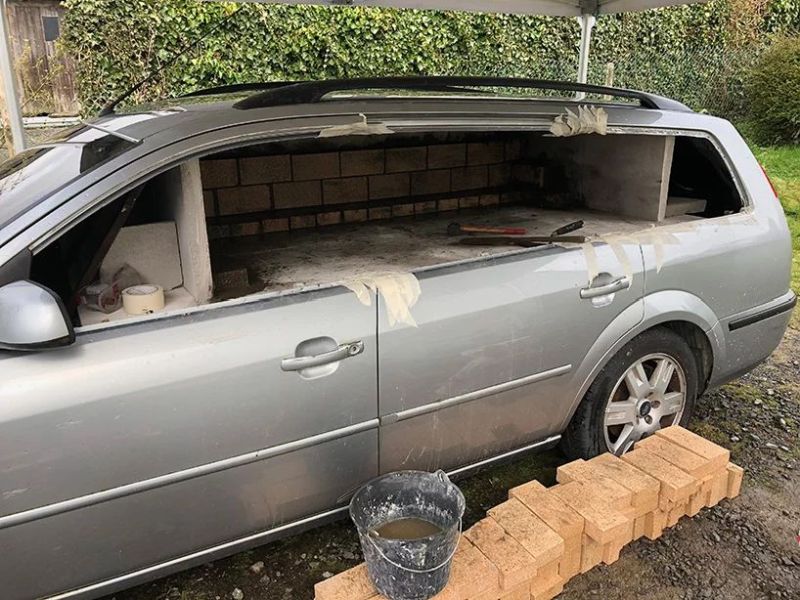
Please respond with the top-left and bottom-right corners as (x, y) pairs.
(558, 290), (722, 432)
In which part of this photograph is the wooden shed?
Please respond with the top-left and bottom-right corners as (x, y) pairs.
(6, 0), (79, 116)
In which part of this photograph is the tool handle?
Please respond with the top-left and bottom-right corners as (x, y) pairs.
(551, 220), (585, 237)
(460, 225), (527, 235)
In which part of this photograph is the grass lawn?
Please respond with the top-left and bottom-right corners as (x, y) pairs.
(751, 145), (800, 325)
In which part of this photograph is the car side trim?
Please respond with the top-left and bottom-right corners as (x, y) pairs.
(44, 434), (562, 600)
(380, 364), (572, 425)
(0, 418), (379, 532)
(728, 292), (797, 331)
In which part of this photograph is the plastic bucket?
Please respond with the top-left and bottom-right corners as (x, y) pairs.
(349, 470), (465, 600)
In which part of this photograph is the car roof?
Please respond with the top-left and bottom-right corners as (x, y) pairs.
(92, 76), (699, 142)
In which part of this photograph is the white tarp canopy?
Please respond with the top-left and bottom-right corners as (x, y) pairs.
(0, 0), (707, 154)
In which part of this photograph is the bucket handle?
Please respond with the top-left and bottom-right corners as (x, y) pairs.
(366, 517), (463, 575)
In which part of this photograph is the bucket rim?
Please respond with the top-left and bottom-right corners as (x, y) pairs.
(348, 469), (466, 532)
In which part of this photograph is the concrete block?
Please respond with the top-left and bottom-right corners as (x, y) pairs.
(230, 222), (261, 237)
(666, 501), (687, 527)
(509, 480), (584, 541)
(488, 498), (565, 568)
(530, 560), (563, 600)
(428, 143), (466, 169)
(555, 465), (632, 511)
(622, 447), (698, 505)
(292, 152), (340, 181)
(212, 265), (249, 291)
(468, 141), (505, 165)
(465, 517), (537, 591)
(563, 454), (660, 514)
(458, 196), (480, 209)
(290, 215), (316, 230)
(497, 582), (531, 600)
(708, 469), (729, 506)
(392, 203), (415, 217)
(344, 209), (368, 223)
(273, 180), (322, 209)
(531, 578), (563, 600)
(386, 146), (427, 172)
(431, 537), (501, 600)
(438, 198), (459, 211)
(637, 434), (718, 478)
(323, 177), (368, 204)
(489, 163), (512, 187)
(411, 169), (450, 196)
(203, 190), (216, 216)
(643, 509), (667, 540)
(228, 222), (257, 237)
(654, 426), (730, 473)
(200, 158), (238, 188)
(549, 481), (632, 544)
(415, 201), (437, 214)
(580, 534), (603, 573)
(239, 155), (291, 185)
(316, 212), (342, 227)
(217, 185), (271, 215)
(341, 149), (384, 177)
(369, 173), (410, 199)
(314, 563), (377, 600)
(101, 221), (183, 291)
(726, 463), (744, 498)
(451, 166), (489, 191)
(262, 218), (290, 232)
(479, 194), (500, 206)
(504, 139), (522, 161)
(368, 207), (393, 220)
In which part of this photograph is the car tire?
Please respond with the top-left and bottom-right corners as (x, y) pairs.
(561, 327), (700, 460)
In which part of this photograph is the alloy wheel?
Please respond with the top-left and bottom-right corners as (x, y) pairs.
(603, 353), (687, 455)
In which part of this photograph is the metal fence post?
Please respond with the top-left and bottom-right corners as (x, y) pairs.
(0, 0), (25, 154)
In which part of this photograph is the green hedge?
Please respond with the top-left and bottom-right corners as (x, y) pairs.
(745, 35), (800, 143)
(61, 0), (800, 115)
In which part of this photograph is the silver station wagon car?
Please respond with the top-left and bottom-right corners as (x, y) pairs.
(0, 77), (795, 599)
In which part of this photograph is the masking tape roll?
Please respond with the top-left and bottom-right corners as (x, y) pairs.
(122, 284), (165, 315)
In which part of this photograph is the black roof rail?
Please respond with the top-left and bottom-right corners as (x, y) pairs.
(233, 76), (693, 112)
(179, 81), (300, 98)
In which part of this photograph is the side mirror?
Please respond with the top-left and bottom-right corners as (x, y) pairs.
(0, 280), (75, 351)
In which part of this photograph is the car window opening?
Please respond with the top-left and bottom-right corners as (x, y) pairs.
(29, 130), (742, 327)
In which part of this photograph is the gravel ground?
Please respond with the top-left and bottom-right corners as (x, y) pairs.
(107, 324), (800, 600)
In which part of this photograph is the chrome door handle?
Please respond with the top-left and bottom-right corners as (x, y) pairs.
(280, 341), (364, 372)
(580, 276), (631, 299)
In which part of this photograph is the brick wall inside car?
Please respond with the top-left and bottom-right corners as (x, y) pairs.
(200, 138), (529, 239)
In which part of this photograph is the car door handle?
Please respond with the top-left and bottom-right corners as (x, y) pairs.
(280, 341), (364, 372)
(580, 276), (631, 299)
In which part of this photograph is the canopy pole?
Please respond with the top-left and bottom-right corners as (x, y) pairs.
(0, 0), (25, 154)
(575, 14), (596, 98)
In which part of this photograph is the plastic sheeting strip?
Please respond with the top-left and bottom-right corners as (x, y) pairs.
(318, 113), (395, 138)
(549, 105), (608, 137)
(343, 271), (421, 327)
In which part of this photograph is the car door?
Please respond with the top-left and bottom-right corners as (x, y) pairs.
(0, 282), (378, 598)
(378, 241), (644, 473)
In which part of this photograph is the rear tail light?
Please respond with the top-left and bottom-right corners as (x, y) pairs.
(759, 163), (779, 200)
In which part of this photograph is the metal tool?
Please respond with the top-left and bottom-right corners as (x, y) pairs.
(447, 222), (527, 236)
(457, 235), (586, 247)
(551, 220), (584, 237)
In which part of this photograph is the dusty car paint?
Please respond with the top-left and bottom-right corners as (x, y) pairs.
(0, 93), (794, 599)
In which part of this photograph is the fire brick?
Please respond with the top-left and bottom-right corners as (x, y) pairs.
(464, 517), (537, 591)
(488, 498), (565, 567)
(654, 426), (730, 472)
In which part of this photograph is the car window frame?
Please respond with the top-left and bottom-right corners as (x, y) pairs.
(5, 116), (750, 336)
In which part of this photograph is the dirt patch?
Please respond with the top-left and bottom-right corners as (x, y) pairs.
(108, 328), (800, 600)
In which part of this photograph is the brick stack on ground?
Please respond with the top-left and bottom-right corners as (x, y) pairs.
(314, 426), (744, 600)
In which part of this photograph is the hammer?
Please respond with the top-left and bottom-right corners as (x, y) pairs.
(447, 222), (527, 236)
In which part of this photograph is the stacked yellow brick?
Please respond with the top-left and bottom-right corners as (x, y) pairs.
(314, 426), (744, 600)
